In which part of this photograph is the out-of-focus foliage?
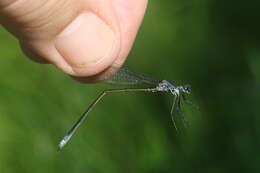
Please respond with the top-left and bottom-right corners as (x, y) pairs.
(1, 0), (260, 172)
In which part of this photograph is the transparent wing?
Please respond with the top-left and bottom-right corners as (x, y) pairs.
(170, 95), (190, 131)
(177, 96), (189, 128)
(170, 95), (179, 132)
(105, 67), (161, 85)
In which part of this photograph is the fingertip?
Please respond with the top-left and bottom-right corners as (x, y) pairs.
(54, 12), (121, 77)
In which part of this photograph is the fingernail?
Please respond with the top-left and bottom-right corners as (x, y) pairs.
(55, 12), (115, 73)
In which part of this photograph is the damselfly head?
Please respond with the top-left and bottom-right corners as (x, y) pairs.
(176, 85), (192, 95)
(182, 85), (192, 94)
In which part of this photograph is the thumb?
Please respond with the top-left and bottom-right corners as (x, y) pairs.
(0, 0), (147, 77)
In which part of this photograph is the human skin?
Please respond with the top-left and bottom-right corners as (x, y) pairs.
(0, 0), (148, 82)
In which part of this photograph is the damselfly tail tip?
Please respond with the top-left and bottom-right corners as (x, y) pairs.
(57, 139), (66, 151)
(57, 134), (72, 151)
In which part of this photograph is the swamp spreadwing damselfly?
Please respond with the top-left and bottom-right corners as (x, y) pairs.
(58, 67), (193, 150)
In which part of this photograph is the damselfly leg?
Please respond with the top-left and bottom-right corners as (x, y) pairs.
(170, 95), (179, 133)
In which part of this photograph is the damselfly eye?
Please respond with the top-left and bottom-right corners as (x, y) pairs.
(183, 85), (192, 93)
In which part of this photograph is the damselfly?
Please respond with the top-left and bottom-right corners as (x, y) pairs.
(58, 67), (193, 150)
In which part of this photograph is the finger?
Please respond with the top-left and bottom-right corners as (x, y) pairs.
(74, 0), (149, 82)
(0, 0), (148, 80)
(20, 43), (49, 64)
(111, 0), (148, 66)
(0, 0), (120, 76)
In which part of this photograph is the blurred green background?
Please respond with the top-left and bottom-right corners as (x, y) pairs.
(1, 0), (260, 172)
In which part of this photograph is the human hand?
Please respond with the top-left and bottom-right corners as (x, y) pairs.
(0, 0), (148, 81)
